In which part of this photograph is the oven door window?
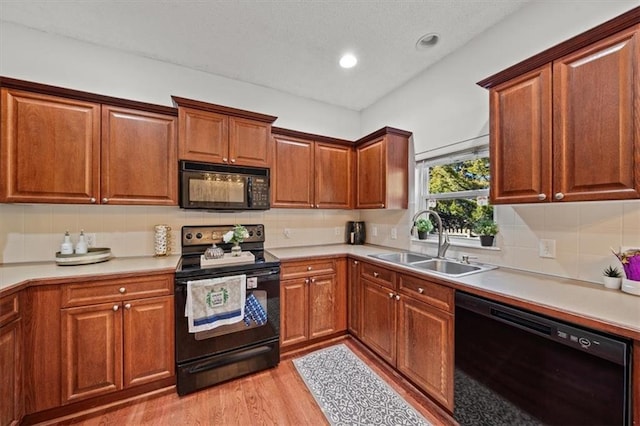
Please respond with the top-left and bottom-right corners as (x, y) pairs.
(194, 290), (268, 340)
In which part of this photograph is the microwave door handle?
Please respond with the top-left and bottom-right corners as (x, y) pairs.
(247, 177), (253, 207)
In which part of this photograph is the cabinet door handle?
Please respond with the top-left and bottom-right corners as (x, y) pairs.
(311, 278), (316, 284)
(304, 278), (309, 284)
(113, 305), (119, 311)
(381, 204), (385, 208)
(353, 261), (359, 265)
(89, 197), (97, 204)
(119, 287), (126, 294)
(102, 197), (109, 203)
(395, 294), (400, 301)
(222, 157), (228, 163)
(388, 292), (394, 299)
(538, 193), (546, 201)
(554, 192), (565, 200)
(373, 272), (379, 278)
(418, 287), (424, 294)
(124, 303), (131, 310)
(230, 158), (236, 163)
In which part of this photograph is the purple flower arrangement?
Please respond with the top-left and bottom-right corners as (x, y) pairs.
(612, 248), (640, 281)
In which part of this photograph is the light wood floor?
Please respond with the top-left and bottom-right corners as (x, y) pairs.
(46, 337), (456, 426)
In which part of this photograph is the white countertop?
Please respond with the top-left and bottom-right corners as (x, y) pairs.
(2, 244), (638, 339)
(0, 255), (180, 293)
(270, 244), (640, 339)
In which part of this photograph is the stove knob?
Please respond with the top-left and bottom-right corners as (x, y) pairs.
(249, 230), (254, 237)
(185, 233), (193, 240)
(256, 229), (262, 236)
(196, 232), (203, 239)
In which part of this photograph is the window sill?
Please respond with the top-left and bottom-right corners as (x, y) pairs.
(410, 237), (501, 251)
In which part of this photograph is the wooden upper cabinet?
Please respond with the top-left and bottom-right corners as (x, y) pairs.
(172, 96), (276, 167)
(272, 134), (315, 208)
(101, 106), (177, 205)
(489, 66), (552, 204)
(355, 127), (410, 209)
(315, 142), (353, 209)
(272, 128), (353, 209)
(0, 79), (179, 206)
(177, 106), (228, 163)
(229, 116), (272, 167)
(480, 11), (640, 204)
(0, 88), (101, 203)
(553, 25), (639, 202)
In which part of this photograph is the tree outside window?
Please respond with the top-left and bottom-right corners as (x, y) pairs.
(418, 148), (492, 239)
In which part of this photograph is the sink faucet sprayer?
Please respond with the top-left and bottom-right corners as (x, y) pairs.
(410, 209), (450, 258)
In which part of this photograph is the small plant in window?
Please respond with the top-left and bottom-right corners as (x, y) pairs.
(415, 218), (433, 240)
(473, 219), (498, 247)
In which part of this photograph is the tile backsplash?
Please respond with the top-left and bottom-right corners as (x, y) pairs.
(0, 204), (359, 263)
(1, 200), (638, 285)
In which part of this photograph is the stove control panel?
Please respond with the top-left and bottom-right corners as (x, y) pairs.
(182, 224), (265, 247)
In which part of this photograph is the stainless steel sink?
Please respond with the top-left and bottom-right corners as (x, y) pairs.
(369, 252), (433, 264)
(410, 259), (482, 276)
(368, 251), (497, 277)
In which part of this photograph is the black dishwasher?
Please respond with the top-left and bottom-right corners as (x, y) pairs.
(455, 292), (631, 426)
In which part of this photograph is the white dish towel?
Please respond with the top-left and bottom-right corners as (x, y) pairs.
(185, 274), (246, 333)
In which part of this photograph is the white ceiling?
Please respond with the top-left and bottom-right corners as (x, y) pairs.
(0, 0), (530, 111)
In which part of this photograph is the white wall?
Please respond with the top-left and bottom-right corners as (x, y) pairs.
(361, 1), (640, 284)
(0, 22), (360, 140)
(361, 0), (638, 154)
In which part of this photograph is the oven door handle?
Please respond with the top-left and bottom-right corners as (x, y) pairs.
(187, 345), (273, 374)
(247, 270), (280, 279)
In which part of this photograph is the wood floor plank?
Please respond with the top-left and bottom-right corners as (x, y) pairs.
(48, 337), (455, 426)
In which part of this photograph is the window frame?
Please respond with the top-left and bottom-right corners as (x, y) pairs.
(415, 142), (492, 245)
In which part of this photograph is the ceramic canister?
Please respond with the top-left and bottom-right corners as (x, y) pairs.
(154, 224), (172, 256)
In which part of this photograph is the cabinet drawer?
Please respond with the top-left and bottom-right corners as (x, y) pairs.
(361, 262), (396, 289)
(398, 274), (453, 313)
(281, 259), (336, 279)
(62, 273), (173, 307)
(0, 292), (20, 327)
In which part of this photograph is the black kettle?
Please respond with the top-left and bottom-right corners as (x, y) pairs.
(346, 221), (366, 245)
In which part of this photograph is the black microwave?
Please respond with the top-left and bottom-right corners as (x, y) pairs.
(179, 161), (270, 210)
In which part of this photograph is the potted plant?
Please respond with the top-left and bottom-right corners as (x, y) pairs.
(415, 218), (433, 240)
(602, 265), (623, 289)
(223, 224), (249, 256)
(473, 219), (498, 247)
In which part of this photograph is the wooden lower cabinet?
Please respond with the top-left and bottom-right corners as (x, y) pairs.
(62, 296), (174, 403)
(61, 295), (174, 404)
(356, 260), (455, 411)
(21, 272), (174, 419)
(360, 277), (396, 364)
(347, 259), (361, 337)
(280, 258), (347, 349)
(397, 296), (454, 409)
(0, 319), (22, 426)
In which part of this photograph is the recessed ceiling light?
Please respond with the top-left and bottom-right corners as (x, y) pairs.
(339, 53), (358, 69)
(416, 33), (440, 50)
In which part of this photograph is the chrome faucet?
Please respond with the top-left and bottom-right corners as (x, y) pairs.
(411, 209), (450, 258)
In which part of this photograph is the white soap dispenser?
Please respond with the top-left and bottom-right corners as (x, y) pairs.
(75, 229), (88, 254)
(60, 231), (74, 255)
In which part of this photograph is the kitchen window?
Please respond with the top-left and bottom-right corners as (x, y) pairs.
(416, 142), (492, 244)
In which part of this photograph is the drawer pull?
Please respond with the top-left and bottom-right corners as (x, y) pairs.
(373, 272), (379, 278)
(112, 305), (119, 311)
(119, 287), (126, 294)
(124, 303), (131, 310)
(307, 266), (312, 271)
(418, 287), (424, 294)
